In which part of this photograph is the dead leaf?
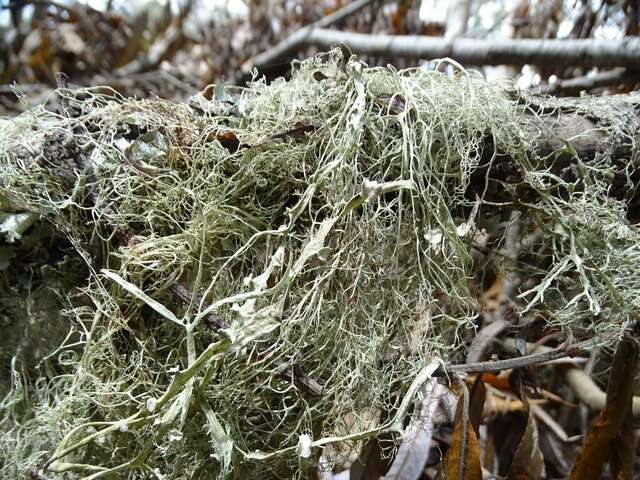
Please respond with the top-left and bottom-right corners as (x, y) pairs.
(505, 370), (545, 480)
(480, 272), (505, 313)
(506, 411), (545, 480)
(609, 409), (635, 479)
(313, 70), (331, 81)
(569, 334), (639, 480)
(486, 393), (526, 418)
(473, 372), (511, 391)
(468, 376), (486, 439)
(215, 131), (240, 153)
(435, 377), (482, 480)
(390, 0), (412, 34)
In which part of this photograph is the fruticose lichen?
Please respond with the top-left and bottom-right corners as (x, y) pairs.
(1, 50), (638, 478)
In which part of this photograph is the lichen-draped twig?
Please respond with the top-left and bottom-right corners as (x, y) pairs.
(3, 50), (640, 478)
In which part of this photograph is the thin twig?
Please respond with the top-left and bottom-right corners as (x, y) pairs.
(504, 338), (640, 417)
(446, 337), (608, 374)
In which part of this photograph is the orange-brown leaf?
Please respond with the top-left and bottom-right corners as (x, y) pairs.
(468, 375), (486, 438)
(609, 410), (635, 480)
(480, 272), (505, 312)
(505, 408), (545, 480)
(470, 372), (510, 391)
(436, 381), (482, 480)
(504, 370), (545, 480)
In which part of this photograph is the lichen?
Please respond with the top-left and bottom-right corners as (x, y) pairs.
(0, 50), (638, 478)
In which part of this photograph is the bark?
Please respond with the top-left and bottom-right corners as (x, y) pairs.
(25, 89), (640, 209)
(467, 92), (640, 213)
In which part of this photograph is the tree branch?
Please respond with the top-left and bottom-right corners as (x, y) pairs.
(243, 28), (640, 80)
(446, 336), (607, 374)
(502, 338), (640, 417)
(304, 30), (640, 68)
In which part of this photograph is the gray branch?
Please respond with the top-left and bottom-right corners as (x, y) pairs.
(304, 30), (640, 68)
(242, 27), (640, 79)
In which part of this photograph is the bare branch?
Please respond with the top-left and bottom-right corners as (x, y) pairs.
(305, 30), (640, 68)
(446, 336), (608, 374)
(503, 338), (640, 417)
(245, 28), (640, 78)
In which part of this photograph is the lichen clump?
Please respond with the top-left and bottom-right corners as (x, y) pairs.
(0, 51), (638, 478)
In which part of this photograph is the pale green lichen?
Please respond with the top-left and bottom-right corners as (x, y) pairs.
(0, 50), (638, 478)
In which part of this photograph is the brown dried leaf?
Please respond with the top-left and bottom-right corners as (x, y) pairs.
(468, 375), (486, 438)
(569, 334), (639, 480)
(505, 370), (545, 480)
(215, 131), (240, 153)
(473, 372), (511, 391)
(485, 394), (526, 417)
(609, 410), (635, 479)
(435, 379), (482, 480)
(480, 272), (505, 313)
(505, 408), (545, 479)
